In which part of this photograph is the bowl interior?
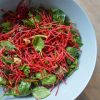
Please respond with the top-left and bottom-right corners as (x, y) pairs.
(0, 0), (97, 100)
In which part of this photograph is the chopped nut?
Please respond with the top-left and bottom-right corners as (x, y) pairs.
(23, 38), (31, 45)
(14, 57), (21, 64)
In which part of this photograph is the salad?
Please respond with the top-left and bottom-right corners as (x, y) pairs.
(0, 0), (82, 99)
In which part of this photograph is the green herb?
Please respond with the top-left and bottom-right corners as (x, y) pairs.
(32, 36), (45, 52)
(32, 87), (50, 99)
(1, 22), (11, 33)
(66, 47), (80, 58)
(51, 9), (65, 24)
(42, 74), (56, 85)
(2, 56), (14, 65)
(70, 59), (78, 68)
(67, 59), (72, 65)
(0, 41), (16, 50)
(67, 59), (78, 77)
(35, 70), (47, 79)
(66, 47), (80, 66)
(18, 81), (31, 96)
(7, 81), (31, 96)
(22, 18), (35, 28)
(0, 77), (6, 85)
(5, 88), (18, 96)
(64, 16), (70, 26)
(34, 15), (41, 23)
(35, 73), (42, 79)
(67, 69), (75, 77)
(71, 29), (77, 35)
(75, 36), (83, 47)
(67, 67), (78, 77)
(20, 65), (30, 76)
(23, 13), (41, 28)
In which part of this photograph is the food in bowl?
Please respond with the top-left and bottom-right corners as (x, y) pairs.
(0, 0), (82, 99)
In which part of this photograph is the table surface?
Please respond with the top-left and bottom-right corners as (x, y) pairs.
(76, 0), (100, 100)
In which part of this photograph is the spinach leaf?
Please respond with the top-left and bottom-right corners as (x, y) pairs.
(32, 36), (44, 52)
(67, 67), (78, 77)
(23, 14), (41, 28)
(18, 81), (31, 96)
(70, 29), (77, 35)
(1, 22), (11, 33)
(67, 69), (75, 77)
(22, 18), (35, 28)
(35, 73), (42, 79)
(66, 47), (80, 58)
(7, 81), (31, 96)
(0, 41), (16, 50)
(51, 9), (65, 24)
(42, 74), (56, 85)
(6, 81), (31, 97)
(0, 77), (6, 85)
(64, 16), (70, 26)
(2, 56), (14, 65)
(75, 36), (83, 47)
(20, 65), (30, 77)
(35, 70), (47, 79)
(67, 59), (78, 77)
(32, 87), (50, 99)
(67, 59), (72, 65)
(34, 15), (41, 23)
(70, 59), (78, 68)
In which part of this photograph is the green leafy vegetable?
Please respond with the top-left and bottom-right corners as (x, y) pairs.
(67, 67), (78, 77)
(32, 36), (45, 52)
(42, 74), (56, 85)
(70, 29), (77, 35)
(64, 16), (70, 26)
(2, 56), (14, 65)
(67, 59), (72, 65)
(18, 81), (31, 96)
(66, 47), (80, 58)
(67, 59), (78, 77)
(0, 41), (16, 50)
(51, 9), (65, 24)
(66, 47), (80, 65)
(70, 59), (78, 68)
(1, 22), (11, 33)
(32, 87), (50, 99)
(75, 36), (83, 47)
(0, 77), (6, 85)
(35, 70), (47, 79)
(67, 69), (75, 77)
(20, 65), (30, 76)
(23, 13), (41, 28)
(7, 81), (31, 96)
(34, 15), (41, 23)
(35, 73), (42, 79)
(28, 11), (41, 22)
(22, 18), (35, 28)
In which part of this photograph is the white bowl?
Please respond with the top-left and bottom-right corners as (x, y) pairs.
(0, 0), (97, 100)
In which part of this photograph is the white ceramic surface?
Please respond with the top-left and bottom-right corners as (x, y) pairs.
(0, 0), (97, 100)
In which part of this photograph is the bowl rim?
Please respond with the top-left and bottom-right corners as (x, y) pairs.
(74, 0), (97, 99)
